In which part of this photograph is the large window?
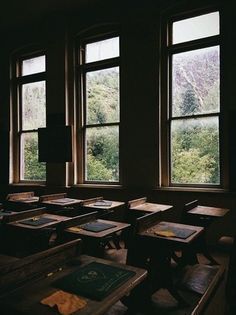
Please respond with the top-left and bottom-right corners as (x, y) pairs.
(162, 11), (220, 186)
(12, 53), (46, 182)
(77, 36), (120, 183)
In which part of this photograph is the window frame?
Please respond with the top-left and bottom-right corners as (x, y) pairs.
(75, 32), (121, 185)
(10, 50), (47, 184)
(160, 7), (223, 188)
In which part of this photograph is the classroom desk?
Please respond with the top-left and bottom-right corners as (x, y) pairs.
(41, 197), (83, 207)
(131, 221), (204, 304)
(186, 205), (229, 265)
(65, 219), (130, 256)
(8, 196), (39, 204)
(7, 213), (71, 230)
(82, 200), (125, 221)
(187, 205), (229, 221)
(0, 210), (16, 221)
(139, 221), (204, 245)
(0, 254), (147, 315)
(130, 202), (173, 213)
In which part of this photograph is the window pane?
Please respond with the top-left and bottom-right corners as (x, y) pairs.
(86, 67), (119, 124)
(21, 133), (46, 181)
(86, 37), (119, 63)
(171, 117), (220, 185)
(172, 12), (219, 44)
(22, 81), (46, 130)
(22, 55), (45, 76)
(85, 126), (119, 182)
(172, 46), (219, 117)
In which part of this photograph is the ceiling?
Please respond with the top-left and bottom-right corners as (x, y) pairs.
(0, 0), (102, 31)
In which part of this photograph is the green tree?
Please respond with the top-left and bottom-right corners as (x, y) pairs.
(24, 135), (46, 180)
(179, 86), (199, 116)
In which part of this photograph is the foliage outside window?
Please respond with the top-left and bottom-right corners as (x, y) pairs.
(78, 36), (120, 183)
(166, 11), (220, 186)
(16, 54), (46, 181)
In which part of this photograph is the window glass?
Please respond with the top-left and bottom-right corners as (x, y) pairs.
(171, 117), (220, 184)
(85, 126), (119, 182)
(22, 81), (46, 130)
(86, 67), (119, 124)
(22, 55), (45, 76)
(86, 37), (119, 63)
(21, 132), (46, 181)
(172, 46), (220, 117)
(172, 12), (219, 44)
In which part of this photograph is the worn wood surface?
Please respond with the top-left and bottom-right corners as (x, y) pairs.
(0, 254), (147, 315)
(40, 193), (82, 207)
(39, 193), (67, 202)
(0, 239), (82, 296)
(188, 205), (229, 217)
(7, 213), (71, 230)
(65, 219), (130, 239)
(6, 191), (36, 201)
(2, 207), (47, 223)
(139, 221), (204, 245)
(127, 197), (147, 209)
(130, 202), (173, 213)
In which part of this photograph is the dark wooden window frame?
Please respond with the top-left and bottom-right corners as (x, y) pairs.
(11, 50), (46, 184)
(75, 32), (121, 185)
(160, 7), (223, 188)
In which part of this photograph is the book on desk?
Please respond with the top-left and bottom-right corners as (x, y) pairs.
(54, 261), (136, 300)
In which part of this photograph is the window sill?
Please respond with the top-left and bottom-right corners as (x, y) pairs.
(154, 186), (228, 194)
(9, 183), (46, 187)
(71, 184), (123, 189)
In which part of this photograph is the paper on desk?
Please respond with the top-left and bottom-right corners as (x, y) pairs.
(68, 226), (82, 233)
(41, 290), (87, 315)
(154, 230), (176, 237)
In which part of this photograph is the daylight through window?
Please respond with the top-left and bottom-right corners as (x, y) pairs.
(17, 54), (46, 181)
(167, 11), (220, 185)
(78, 36), (120, 183)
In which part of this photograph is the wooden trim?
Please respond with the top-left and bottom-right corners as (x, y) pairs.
(128, 197), (147, 208)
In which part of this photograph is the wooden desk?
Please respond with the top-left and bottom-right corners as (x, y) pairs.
(6, 192), (39, 204)
(8, 213), (70, 230)
(0, 241), (147, 315)
(139, 221), (204, 245)
(0, 210), (17, 221)
(4, 192), (39, 211)
(187, 205), (229, 218)
(126, 220), (204, 306)
(66, 219), (130, 239)
(65, 219), (130, 257)
(128, 198), (173, 221)
(81, 197), (125, 221)
(41, 198), (82, 207)
(185, 204), (229, 265)
(130, 202), (173, 214)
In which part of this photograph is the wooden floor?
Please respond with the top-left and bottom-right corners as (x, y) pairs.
(103, 245), (229, 315)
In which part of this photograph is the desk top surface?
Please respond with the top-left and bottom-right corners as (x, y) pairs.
(139, 221), (204, 244)
(0, 210), (17, 219)
(66, 219), (130, 238)
(8, 213), (70, 230)
(41, 198), (83, 206)
(188, 205), (229, 217)
(0, 254), (147, 315)
(130, 202), (173, 212)
(82, 200), (125, 210)
(10, 196), (39, 203)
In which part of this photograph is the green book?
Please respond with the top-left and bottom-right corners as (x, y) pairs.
(54, 262), (136, 300)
